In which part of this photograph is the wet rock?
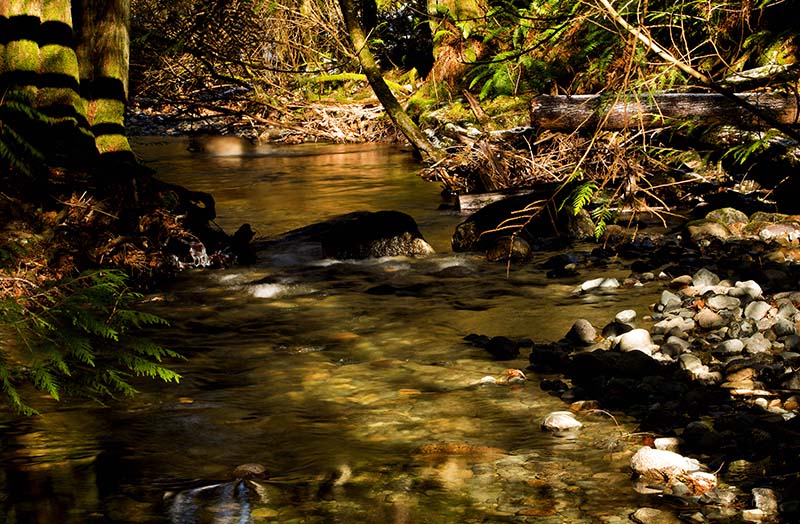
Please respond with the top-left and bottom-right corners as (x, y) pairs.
(661, 336), (691, 358)
(743, 333), (773, 354)
(576, 277), (620, 293)
(602, 320), (633, 338)
(660, 290), (683, 310)
(713, 339), (745, 358)
(630, 447), (702, 480)
(615, 309), (637, 325)
(270, 210), (434, 259)
(687, 219), (733, 243)
(565, 319), (597, 346)
(693, 268), (721, 288)
(569, 349), (663, 379)
(733, 280), (764, 301)
(528, 342), (570, 370)
(486, 236), (532, 263)
(772, 318), (797, 337)
(654, 437), (681, 452)
(696, 308), (726, 330)
(630, 507), (683, 524)
(745, 301), (773, 321)
(752, 487), (780, 516)
(485, 336), (520, 361)
(706, 294), (741, 311)
(232, 463), (268, 479)
(614, 329), (656, 355)
(541, 411), (582, 433)
(452, 193), (593, 253)
(706, 207), (749, 232)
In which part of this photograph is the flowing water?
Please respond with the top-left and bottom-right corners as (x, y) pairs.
(1, 139), (670, 523)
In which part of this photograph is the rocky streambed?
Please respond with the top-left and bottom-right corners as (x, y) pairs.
(462, 215), (800, 523)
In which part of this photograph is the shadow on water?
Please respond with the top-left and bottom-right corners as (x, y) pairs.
(0, 140), (667, 523)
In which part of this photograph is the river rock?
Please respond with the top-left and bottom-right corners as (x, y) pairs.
(541, 411), (582, 433)
(743, 333), (772, 354)
(679, 353), (708, 376)
(706, 207), (749, 232)
(652, 316), (695, 335)
(745, 301), (772, 321)
(660, 290), (683, 310)
(485, 236), (532, 262)
(772, 318), (797, 337)
(687, 219), (733, 243)
(630, 507), (683, 524)
(661, 336), (691, 357)
(630, 447), (702, 480)
(232, 463), (268, 479)
(752, 487), (780, 516)
(706, 294), (741, 311)
(615, 309), (637, 325)
(602, 320), (633, 338)
(733, 280), (763, 300)
(614, 328), (656, 354)
(576, 277), (620, 293)
(485, 336), (520, 360)
(713, 338), (745, 358)
(565, 319), (597, 346)
(693, 268), (721, 288)
(451, 193), (594, 253)
(696, 308), (726, 329)
(268, 210), (434, 259)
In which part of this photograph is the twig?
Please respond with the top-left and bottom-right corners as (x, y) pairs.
(0, 277), (37, 287)
(596, 0), (800, 142)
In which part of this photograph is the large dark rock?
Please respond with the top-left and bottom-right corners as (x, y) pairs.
(452, 194), (594, 254)
(261, 210), (434, 260)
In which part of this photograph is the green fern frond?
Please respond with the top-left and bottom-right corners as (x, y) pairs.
(591, 205), (615, 239)
(0, 270), (180, 414)
(569, 181), (598, 214)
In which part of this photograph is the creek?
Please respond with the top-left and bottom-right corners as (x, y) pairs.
(1, 139), (673, 523)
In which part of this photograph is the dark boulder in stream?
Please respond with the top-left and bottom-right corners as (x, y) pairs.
(259, 210), (434, 259)
(452, 193), (594, 257)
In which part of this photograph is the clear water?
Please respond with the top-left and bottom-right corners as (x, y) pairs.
(0, 138), (667, 523)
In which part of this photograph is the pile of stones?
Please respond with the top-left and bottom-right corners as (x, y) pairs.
(527, 267), (800, 523)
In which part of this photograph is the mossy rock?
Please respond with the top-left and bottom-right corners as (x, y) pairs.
(705, 208), (748, 232)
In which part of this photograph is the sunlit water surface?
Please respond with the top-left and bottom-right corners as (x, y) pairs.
(1, 138), (668, 523)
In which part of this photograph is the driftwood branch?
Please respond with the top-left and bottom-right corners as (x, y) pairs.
(530, 93), (800, 131)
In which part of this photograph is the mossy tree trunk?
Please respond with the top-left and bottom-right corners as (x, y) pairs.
(338, 0), (444, 164)
(0, 0), (134, 172)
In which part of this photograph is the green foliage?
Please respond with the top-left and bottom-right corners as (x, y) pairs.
(0, 89), (51, 177)
(0, 270), (181, 415)
(721, 129), (783, 166)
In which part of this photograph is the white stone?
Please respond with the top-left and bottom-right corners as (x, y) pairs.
(734, 280), (763, 300)
(615, 309), (637, 324)
(541, 411), (582, 432)
(631, 446), (702, 479)
(615, 328), (655, 354)
(654, 437), (682, 452)
(745, 301), (772, 321)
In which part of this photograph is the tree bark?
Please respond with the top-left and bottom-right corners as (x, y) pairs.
(338, 0), (444, 163)
(530, 93), (800, 131)
(0, 0), (133, 170)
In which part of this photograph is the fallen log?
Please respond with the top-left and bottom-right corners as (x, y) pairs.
(530, 92), (800, 131)
(456, 187), (537, 213)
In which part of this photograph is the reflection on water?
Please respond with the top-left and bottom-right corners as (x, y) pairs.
(1, 139), (663, 523)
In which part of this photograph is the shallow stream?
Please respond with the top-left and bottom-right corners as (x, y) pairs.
(1, 139), (673, 523)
